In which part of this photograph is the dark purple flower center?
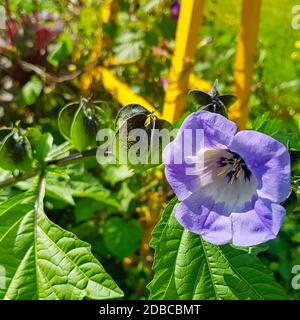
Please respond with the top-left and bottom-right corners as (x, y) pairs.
(216, 151), (252, 184)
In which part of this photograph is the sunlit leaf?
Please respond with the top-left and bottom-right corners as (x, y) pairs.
(148, 199), (289, 300)
(0, 178), (123, 300)
(46, 142), (71, 162)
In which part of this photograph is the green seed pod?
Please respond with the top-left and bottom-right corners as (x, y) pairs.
(58, 102), (79, 140)
(115, 104), (150, 157)
(58, 98), (103, 152)
(114, 104), (172, 171)
(115, 104), (150, 132)
(0, 129), (33, 171)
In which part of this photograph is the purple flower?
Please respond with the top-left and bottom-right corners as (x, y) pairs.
(163, 111), (291, 246)
(170, 1), (180, 20)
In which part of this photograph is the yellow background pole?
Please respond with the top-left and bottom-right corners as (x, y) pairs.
(163, 0), (205, 123)
(100, 67), (160, 116)
(188, 73), (211, 92)
(229, 0), (262, 129)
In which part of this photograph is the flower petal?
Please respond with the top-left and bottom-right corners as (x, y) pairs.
(181, 111), (238, 149)
(231, 198), (286, 247)
(163, 111), (237, 201)
(229, 130), (290, 203)
(175, 197), (232, 245)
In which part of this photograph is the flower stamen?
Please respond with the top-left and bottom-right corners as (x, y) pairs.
(216, 151), (252, 184)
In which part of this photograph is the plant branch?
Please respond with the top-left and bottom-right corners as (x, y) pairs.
(46, 147), (103, 166)
(20, 60), (82, 83)
(0, 147), (109, 189)
(0, 169), (39, 189)
(34, 169), (45, 237)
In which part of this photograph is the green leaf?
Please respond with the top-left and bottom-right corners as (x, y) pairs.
(46, 142), (71, 161)
(75, 199), (99, 223)
(68, 167), (112, 202)
(147, 199), (288, 300)
(0, 168), (21, 203)
(15, 171), (75, 206)
(143, 0), (162, 12)
(251, 112), (283, 137)
(35, 133), (54, 163)
(115, 181), (135, 213)
(286, 134), (300, 151)
(101, 165), (134, 186)
(47, 35), (73, 67)
(26, 127), (42, 147)
(15, 164), (117, 208)
(16, 128), (53, 164)
(158, 15), (176, 39)
(21, 76), (43, 106)
(103, 217), (144, 259)
(149, 198), (177, 251)
(251, 112), (300, 150)
(46, 173), (75, 205)
(114, 31), (145, 63)
(0, 177), (123, 300)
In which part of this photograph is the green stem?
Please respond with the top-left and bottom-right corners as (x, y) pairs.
(0, 147), (107, 189)
(34, 168), (45, 232)
(46, 147), (99, 166)
(0, 169), (39, 189)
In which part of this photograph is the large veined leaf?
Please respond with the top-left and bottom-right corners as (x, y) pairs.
(0, 175), (123, 300)
(147, 199), (288, 300)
